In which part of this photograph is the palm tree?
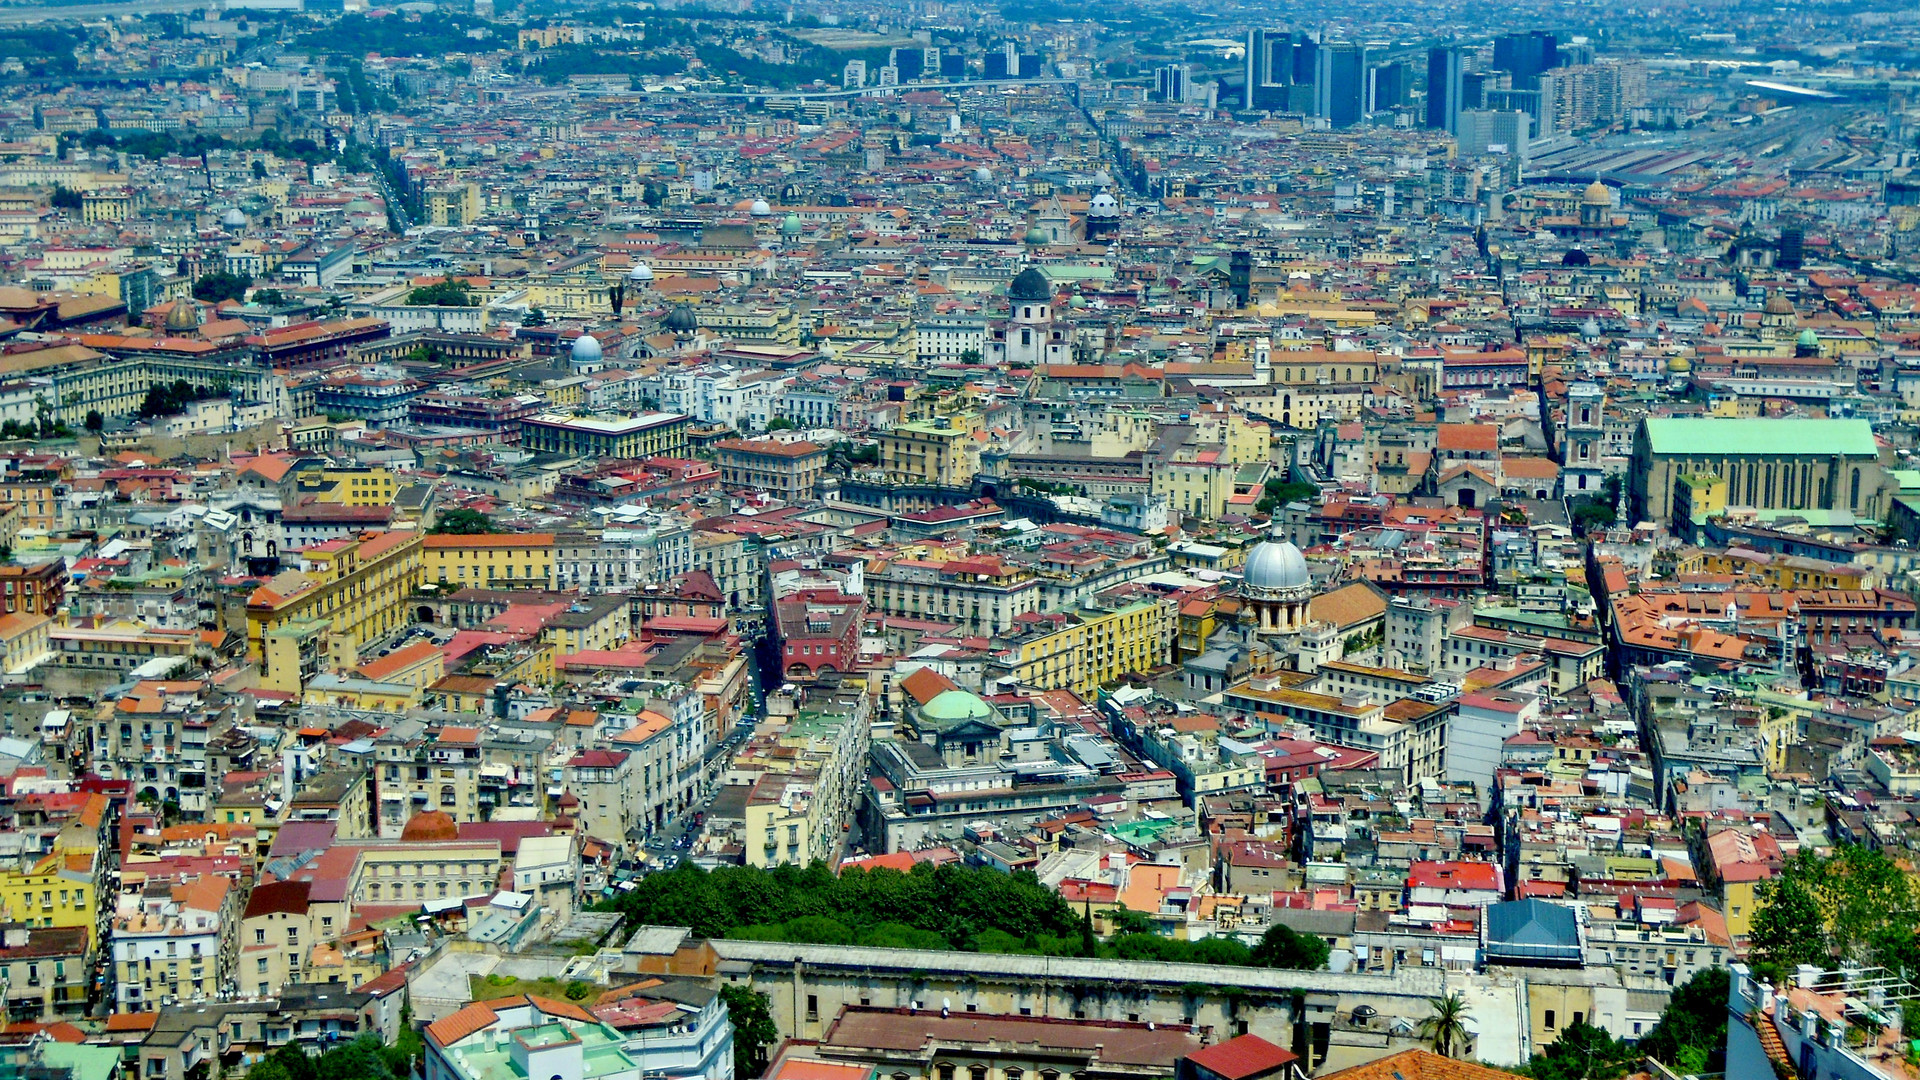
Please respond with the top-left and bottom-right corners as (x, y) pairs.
(1418, 992), (1471, 1059)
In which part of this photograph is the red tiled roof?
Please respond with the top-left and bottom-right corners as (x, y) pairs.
(1181, 1034), (1299, 1080)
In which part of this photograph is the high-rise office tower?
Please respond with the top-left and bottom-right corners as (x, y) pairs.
(890, 47), (924, 81)
(1368, 61), (1408, 112)
(1155, 64), (1192, 103)
(1462, 71), (1495, 111)
(843, 59), (867, 89)
(1426, 46), (1465, 132)
(1493, 30), (1558, 89)
(1243, 28), (1293, 110)
(1314, 43), (1366, 128)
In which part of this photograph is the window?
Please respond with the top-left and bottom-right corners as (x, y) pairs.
(937, 1065), (956, 1080)
(1545, 1010), (1556, 1030)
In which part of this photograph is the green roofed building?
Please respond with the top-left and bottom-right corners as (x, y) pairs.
(1629, 416), (1885, 525)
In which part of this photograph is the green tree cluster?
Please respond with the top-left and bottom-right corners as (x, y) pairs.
(1518, 1020), (1641, 1080)
(602, 861), (1080, 950)
(1638, 968), (1728, 1074)
(602, 863), (1328, 970)
(1255, 478), (1318, 515)
(408, 280), (473, 307)
(430, 508), (501, 535)
(49, 185), (82, 210)
(720, 984), (779, 1080)
(139, 380), (222, 420)
(246, 1031), (419, 1080)
(1749, 844), (1919, 978)
(193, 272), (252, 304)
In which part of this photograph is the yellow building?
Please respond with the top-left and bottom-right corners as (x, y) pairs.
(545, 595), (629, 655)
(0, 611), (52, 675)
(292, 464), (398, 508)
(1671, 471), (1727, 540)
(426, 183), (483, 227)
(246, 531), (425, 682)
(1152, 455), (1236, 520)
(519, 412), (690, 458)
(0, 794), (108, 944)
(1191, 412), (1270, 464)
(744, 771), (828, 869)
(301, 674), (421, 711)
(878, 415), (980, 487)
(80, 189), (136, 224)
(423, 533), (555, 589)
(984, 592), (1174, 697)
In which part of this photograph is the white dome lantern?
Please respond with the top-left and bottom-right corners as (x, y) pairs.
(1243, 539), (1310, 592)
(1241, 538), (1314, 637)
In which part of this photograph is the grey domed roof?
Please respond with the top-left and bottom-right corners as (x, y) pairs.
(627, 262), (654, 282)
(665, 303), (698, 332)
(1089, 191), (1120, 217)
(1008, 267), (1051, 301)
(571, 334), (602, 363)
(1243, 539), (1310, 591)
(749, 199), (772, 216)
(221, 208), (246, 228)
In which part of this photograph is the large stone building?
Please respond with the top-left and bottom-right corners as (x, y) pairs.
(1628, 417), (1885, 525)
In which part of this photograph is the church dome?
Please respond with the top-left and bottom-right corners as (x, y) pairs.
(401, 810), (459, 842)
(1763, 293), (1795, 316)
(1797, 328), (1819, 347)
(571, 334), (602, 364)
(221, 207), (247, 229)
(1024, 226), (1050, 246)
(1089, 191), (1120, 217)
(1243, 538), (1310, 591)
(1068, 295), (1088, 309)
(920, 689), (996, 726)
(1007, 267), (1051, 301)
(781, 212), (803, 237)
(1582, 179), (1611, 206)
(749, 199), (772, 216)
(1666, 354), (1692, 374)
(1093, 170), (1113, 188)
(163, 300), (201, 332)
(665, 303), (698, 333)
(627, 262), (654, 283)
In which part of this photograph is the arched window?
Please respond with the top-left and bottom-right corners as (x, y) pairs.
(1851, 468), (1861, 509)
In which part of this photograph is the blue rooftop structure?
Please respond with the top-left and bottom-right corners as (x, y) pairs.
(1482, 897), (1583, 966)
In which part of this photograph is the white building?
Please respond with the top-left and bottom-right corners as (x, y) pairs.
(983, 268), (1070, 368)
(1445, 689), (1539, 786)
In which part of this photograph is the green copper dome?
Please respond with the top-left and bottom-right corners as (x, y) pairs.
(1797, 328), (1819, 347)
(781, 213), (803, 237)
(1024, 226), (1050, 246)
(920, 689), (996, 725)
